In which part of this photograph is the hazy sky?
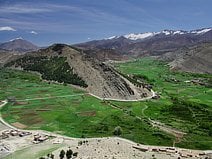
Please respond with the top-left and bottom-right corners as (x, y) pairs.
(0, 0), (211, 46)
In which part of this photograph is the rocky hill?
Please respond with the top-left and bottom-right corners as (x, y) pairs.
(4, 44), (152, 100)
(159, 42), (212, 74)
(0, 38), (39, 53)
(0, 50), (21, 67)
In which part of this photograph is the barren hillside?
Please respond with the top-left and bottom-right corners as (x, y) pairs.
(159, 43), (212, 74)
(4, 44), (152, 100)
(0, 50), (21, 67)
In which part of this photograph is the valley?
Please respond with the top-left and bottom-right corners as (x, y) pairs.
(0, 68), (173, 146)
(0, 36), (212, 158)
(0, 68), (211, 159)
(0, 0), (211, 158)
(112, 57), (212, 149)
(0, 56), (211, 159)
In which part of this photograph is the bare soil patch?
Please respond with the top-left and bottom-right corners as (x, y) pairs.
(22, 112), (38, 117)
(39, 90), (49, 93)
(77, 111), (96, 117)
(10, 111), (22, 115)
(14, 101), (28, 105)
(22, 115), (43, 125)
(2, 114), (8, 118)
(35, 109), (51, 112)
(21, 116), (44, 125)
(71, 99), (81, 104)
(20, 112), (44, 125)
(11, 122), (27, 129)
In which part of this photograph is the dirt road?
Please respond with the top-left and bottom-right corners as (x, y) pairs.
(0, 99), (210, 159)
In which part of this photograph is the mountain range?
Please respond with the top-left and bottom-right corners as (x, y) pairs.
(0, 27), (212, 74)
(76, 27), (212, 58)
(75, 27), (212, 74)
(108, 28), (212, 41)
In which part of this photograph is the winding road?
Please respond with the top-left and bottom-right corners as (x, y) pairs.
(141, 103), (186, 141)
(0, 97), (210, 159)
(89, 89), (156, 102)
(0, 89), (185, 141)
(0, 100), (17, 130)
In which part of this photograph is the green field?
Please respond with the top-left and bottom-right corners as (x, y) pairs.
(0, 56), (212, 150)
(4, 142), (64, 159)
(0, 68), (174, 148)
(113, 57), (212, 149)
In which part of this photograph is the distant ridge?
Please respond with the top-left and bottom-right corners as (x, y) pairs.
(105, 28), (212, 41)
(76, 27), (212, 53)
(0, 38), (39, 53)
(75, 27), (212, 74)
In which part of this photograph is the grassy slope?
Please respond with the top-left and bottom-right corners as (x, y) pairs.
(113, 57), (212, 149)
(0, 68), (174, 148)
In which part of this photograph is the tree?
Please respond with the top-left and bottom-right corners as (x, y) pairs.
(209, 127), (212, 136)
(73, 152), (78, 157)
(78, 141), (83, 146)
(113, 126), (122, 136)
(50, 154), (54, 159)
(59, 150), (65, 159)
(66, 149), (73, 159)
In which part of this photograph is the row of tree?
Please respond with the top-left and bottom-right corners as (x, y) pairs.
(39, 149), (78, 159)
(6, 56), (88, 87)
(59, 149), (78, 159)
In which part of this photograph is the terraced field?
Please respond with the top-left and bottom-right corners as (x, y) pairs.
(113, 57), (212, 149)
(0, 68), (174, 147)
(0, 56), (211, 150)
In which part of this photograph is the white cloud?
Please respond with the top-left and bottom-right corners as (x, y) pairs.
(0, 26), (16, 31)
(0, 3), (78, 14)
(0, 4), (51, 14)
(30, 30), (38, 34)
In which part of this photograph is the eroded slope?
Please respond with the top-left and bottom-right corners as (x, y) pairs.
(5, 44), (152, 100)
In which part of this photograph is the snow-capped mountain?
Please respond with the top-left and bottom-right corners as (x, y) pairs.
(107, 28), (212, 41)
(75, 27), (212, 74)
(123, 32), (157, 40)
(106, 36), (120, 40)
(9, 37), (24, 42)
(190, 28), (212, 34)
(76, 27), (212, 60)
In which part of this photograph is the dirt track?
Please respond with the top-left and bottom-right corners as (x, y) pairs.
(0, 99), (211, 159)
(141, 104), (186, 142)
